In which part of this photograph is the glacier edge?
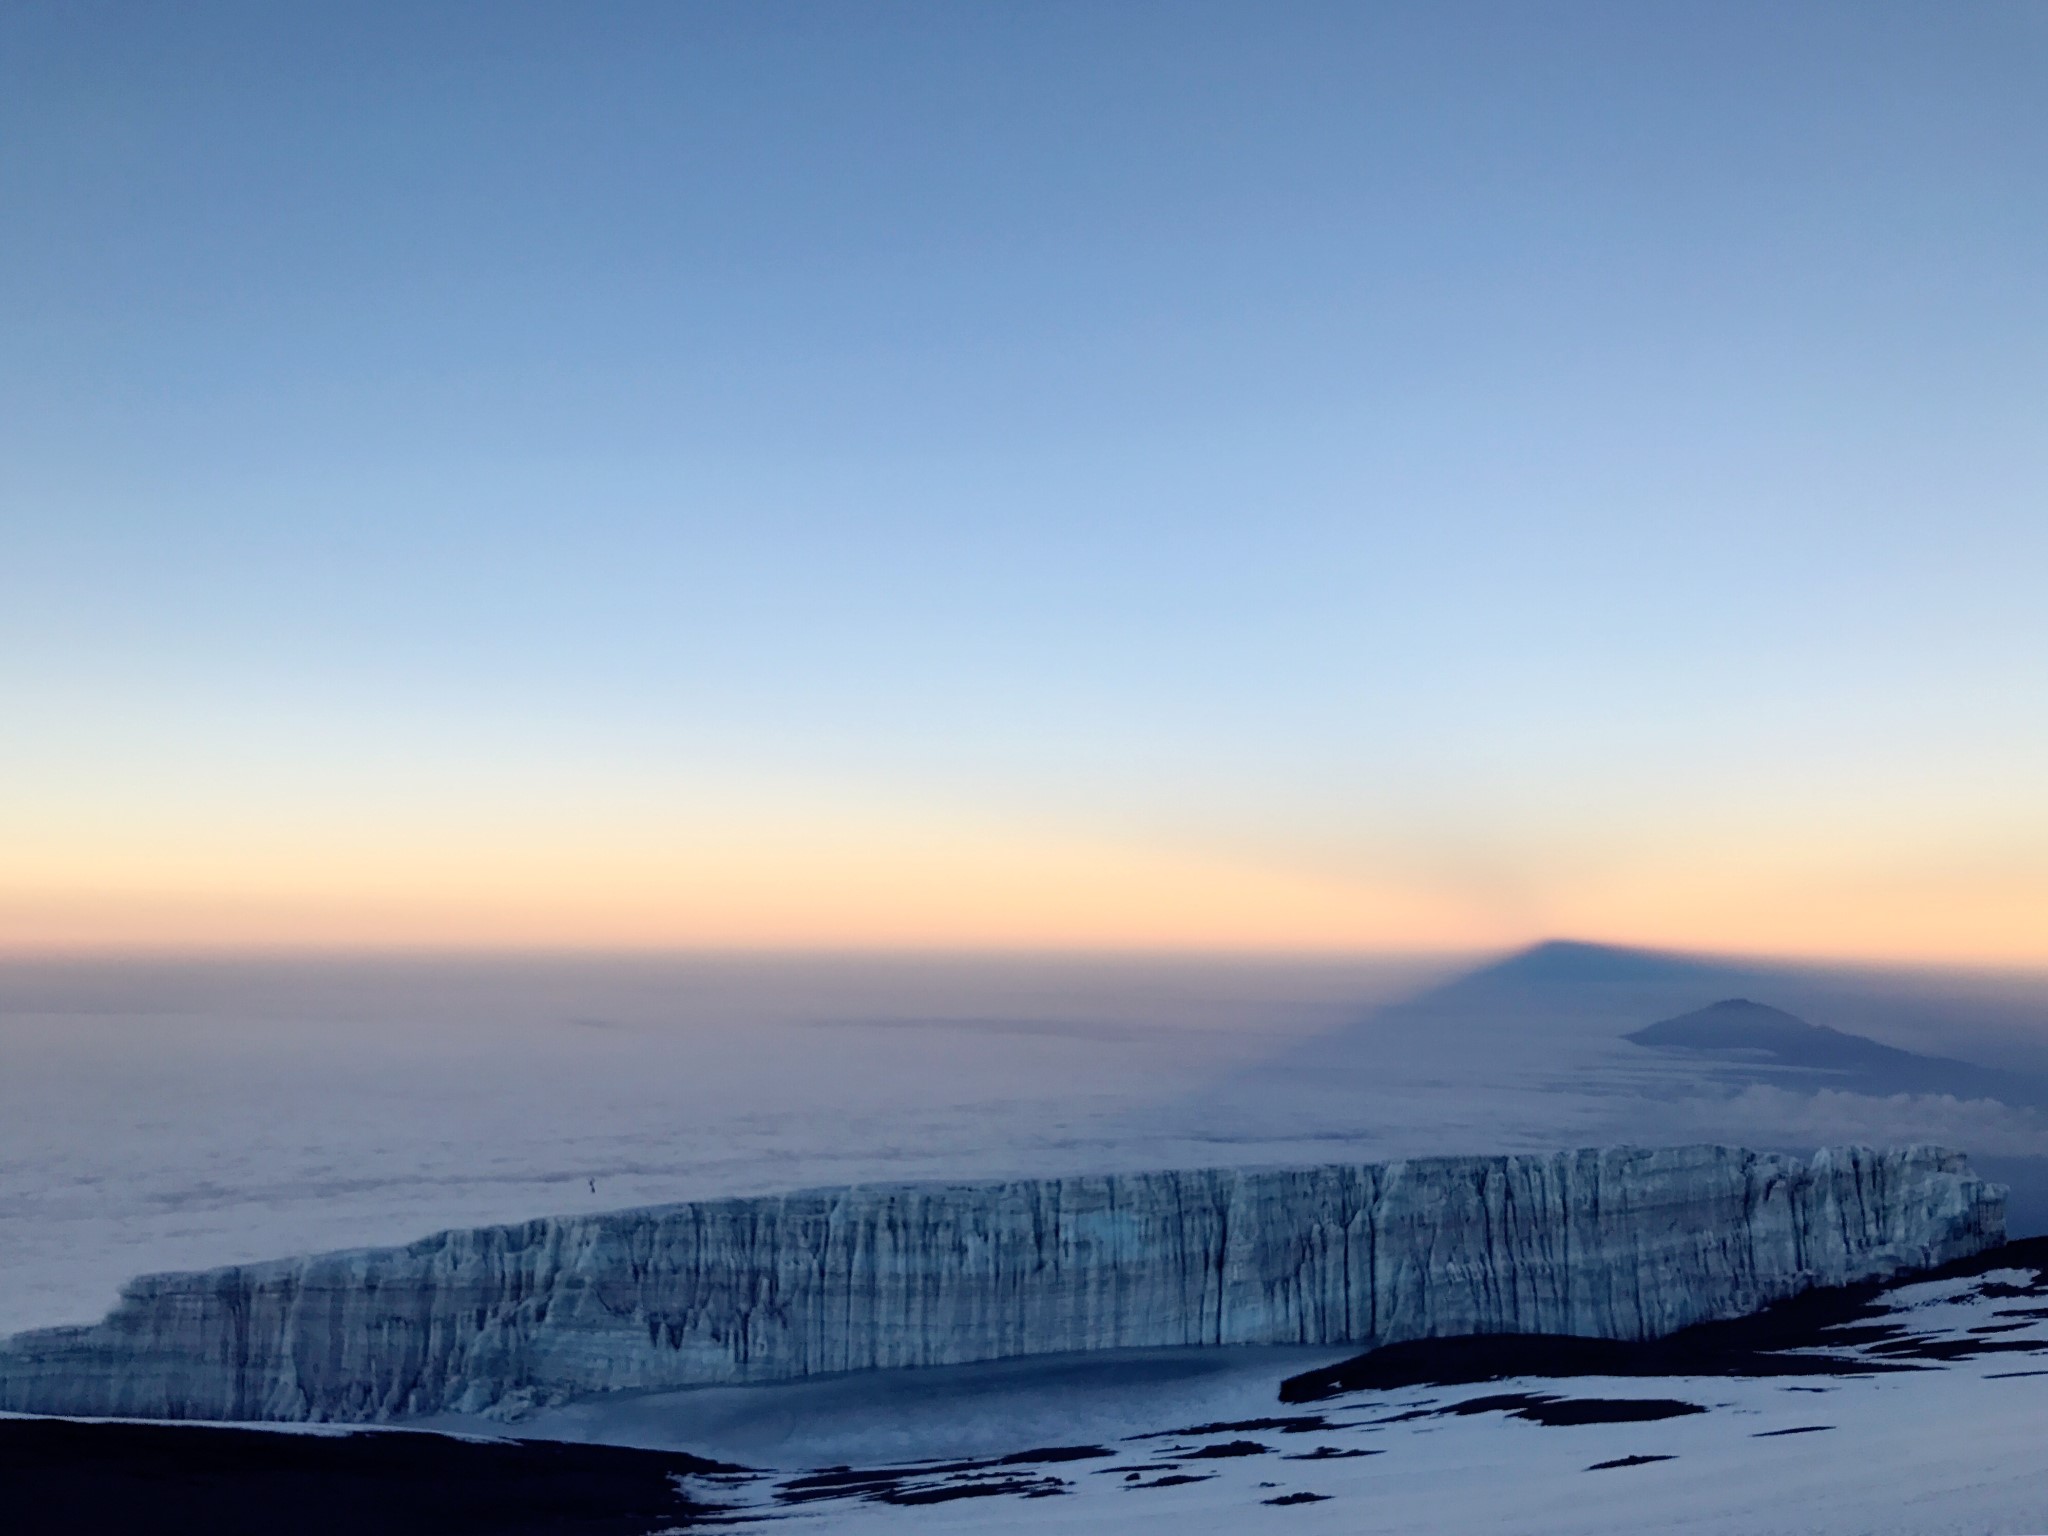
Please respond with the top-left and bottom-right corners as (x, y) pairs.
(0, 1143), (2004, 1423)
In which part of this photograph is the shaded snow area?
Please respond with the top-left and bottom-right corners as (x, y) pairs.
(650, 1246), (2048, 1535)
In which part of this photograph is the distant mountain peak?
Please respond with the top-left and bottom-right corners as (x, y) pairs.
(1630, 999), (1844, 1054)
(1623, 996), (2038, 1108)
(1624, 994), (2009, 1081)
(1694, 998), (1830, 1026)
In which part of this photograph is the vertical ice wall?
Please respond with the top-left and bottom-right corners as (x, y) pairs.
(0, 1144), (2002, 1422)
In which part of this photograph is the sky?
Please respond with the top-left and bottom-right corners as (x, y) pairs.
(2, 1), (2045, 960)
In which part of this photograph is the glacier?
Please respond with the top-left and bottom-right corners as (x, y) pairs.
(0, 1143), (2002, 1424)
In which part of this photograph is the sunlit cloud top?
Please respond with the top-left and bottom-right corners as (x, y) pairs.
(3, 2), (2045, 960)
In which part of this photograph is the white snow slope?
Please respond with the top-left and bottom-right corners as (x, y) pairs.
(655, 1255), (2048, 1536)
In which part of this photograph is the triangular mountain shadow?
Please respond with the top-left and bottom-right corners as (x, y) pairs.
(1449, 939), (1739, 991)
(1236, 939), (2048, 1105)
(1316, 938), (1766, 1042)
(1221, 938), (1780, 1092)
(1196, 939), (2048, 1240)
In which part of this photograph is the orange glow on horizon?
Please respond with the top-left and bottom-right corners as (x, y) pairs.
(4, 817), (2045, 966)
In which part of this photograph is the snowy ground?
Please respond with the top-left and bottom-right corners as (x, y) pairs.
(418, 1346), (1363, 1467)
(647, 1258), (2048, 1536)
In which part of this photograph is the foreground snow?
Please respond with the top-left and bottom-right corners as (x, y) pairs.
(651, 1260), (2048, 1535)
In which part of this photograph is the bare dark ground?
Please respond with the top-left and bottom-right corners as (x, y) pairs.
(1282, 1237), (2048, 1403)
(1587, 1453), (1675, 1470)
(874, 1476), (1069, 1505)
(1131, 1414), (1332, 1438)
(773, 1444), (1110, 1505)
(1437, 1393), (1704, 1426)
(0, 1416), (742, 1536)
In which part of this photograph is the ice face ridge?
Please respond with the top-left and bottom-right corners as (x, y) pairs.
(0, 1144), (2002, 1423)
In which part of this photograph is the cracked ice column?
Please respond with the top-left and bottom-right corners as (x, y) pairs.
(0, 1143), (2003, 1422)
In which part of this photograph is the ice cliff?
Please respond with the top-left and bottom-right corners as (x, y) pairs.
(0, 1144), (2002, 1423)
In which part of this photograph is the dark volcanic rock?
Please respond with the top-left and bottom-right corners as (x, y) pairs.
(1134, 1415), (1330, 1438)
(0, 1417), (736, 1536)
(1437, 1392), (1704, 1426)
(771, 1445), (1108, 1508)
(1282, 1237), (2048, 1403)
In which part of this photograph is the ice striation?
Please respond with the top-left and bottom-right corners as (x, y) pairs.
(0, 1144), (2003, 1424)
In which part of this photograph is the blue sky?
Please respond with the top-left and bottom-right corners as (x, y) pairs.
(3, 1), (2045, 955)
